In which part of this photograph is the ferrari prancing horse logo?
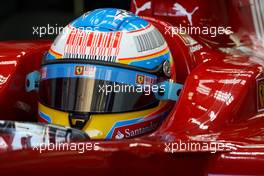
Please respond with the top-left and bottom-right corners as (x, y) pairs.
(136, 75), (145, 84)
(75, 66), (84, 75)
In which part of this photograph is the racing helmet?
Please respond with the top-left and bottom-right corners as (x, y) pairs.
(38, 8), (182, 140)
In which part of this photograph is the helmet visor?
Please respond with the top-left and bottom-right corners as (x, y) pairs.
(39, 63), (160, 113)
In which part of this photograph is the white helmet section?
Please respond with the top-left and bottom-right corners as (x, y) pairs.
(49, 23), (168, 65)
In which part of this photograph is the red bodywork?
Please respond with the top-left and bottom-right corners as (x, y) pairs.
(0, 0), (264, 175)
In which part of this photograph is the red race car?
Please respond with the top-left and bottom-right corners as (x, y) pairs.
(0, 0), (264, 175)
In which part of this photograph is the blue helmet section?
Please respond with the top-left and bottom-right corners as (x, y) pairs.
(71, 8), (149, 32)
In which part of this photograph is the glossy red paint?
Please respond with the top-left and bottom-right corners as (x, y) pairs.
(0, 1), (264, 175)
(0, 41), (50, 121)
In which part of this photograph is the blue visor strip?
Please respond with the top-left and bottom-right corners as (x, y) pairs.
(41, 63), (157, 86)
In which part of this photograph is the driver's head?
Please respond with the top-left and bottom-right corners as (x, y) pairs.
(38, 8), (177, 140)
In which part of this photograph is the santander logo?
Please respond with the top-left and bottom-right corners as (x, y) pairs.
(115, 131), (125, 140)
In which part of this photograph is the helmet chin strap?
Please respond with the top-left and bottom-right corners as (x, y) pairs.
(155, 81), (183, 101)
